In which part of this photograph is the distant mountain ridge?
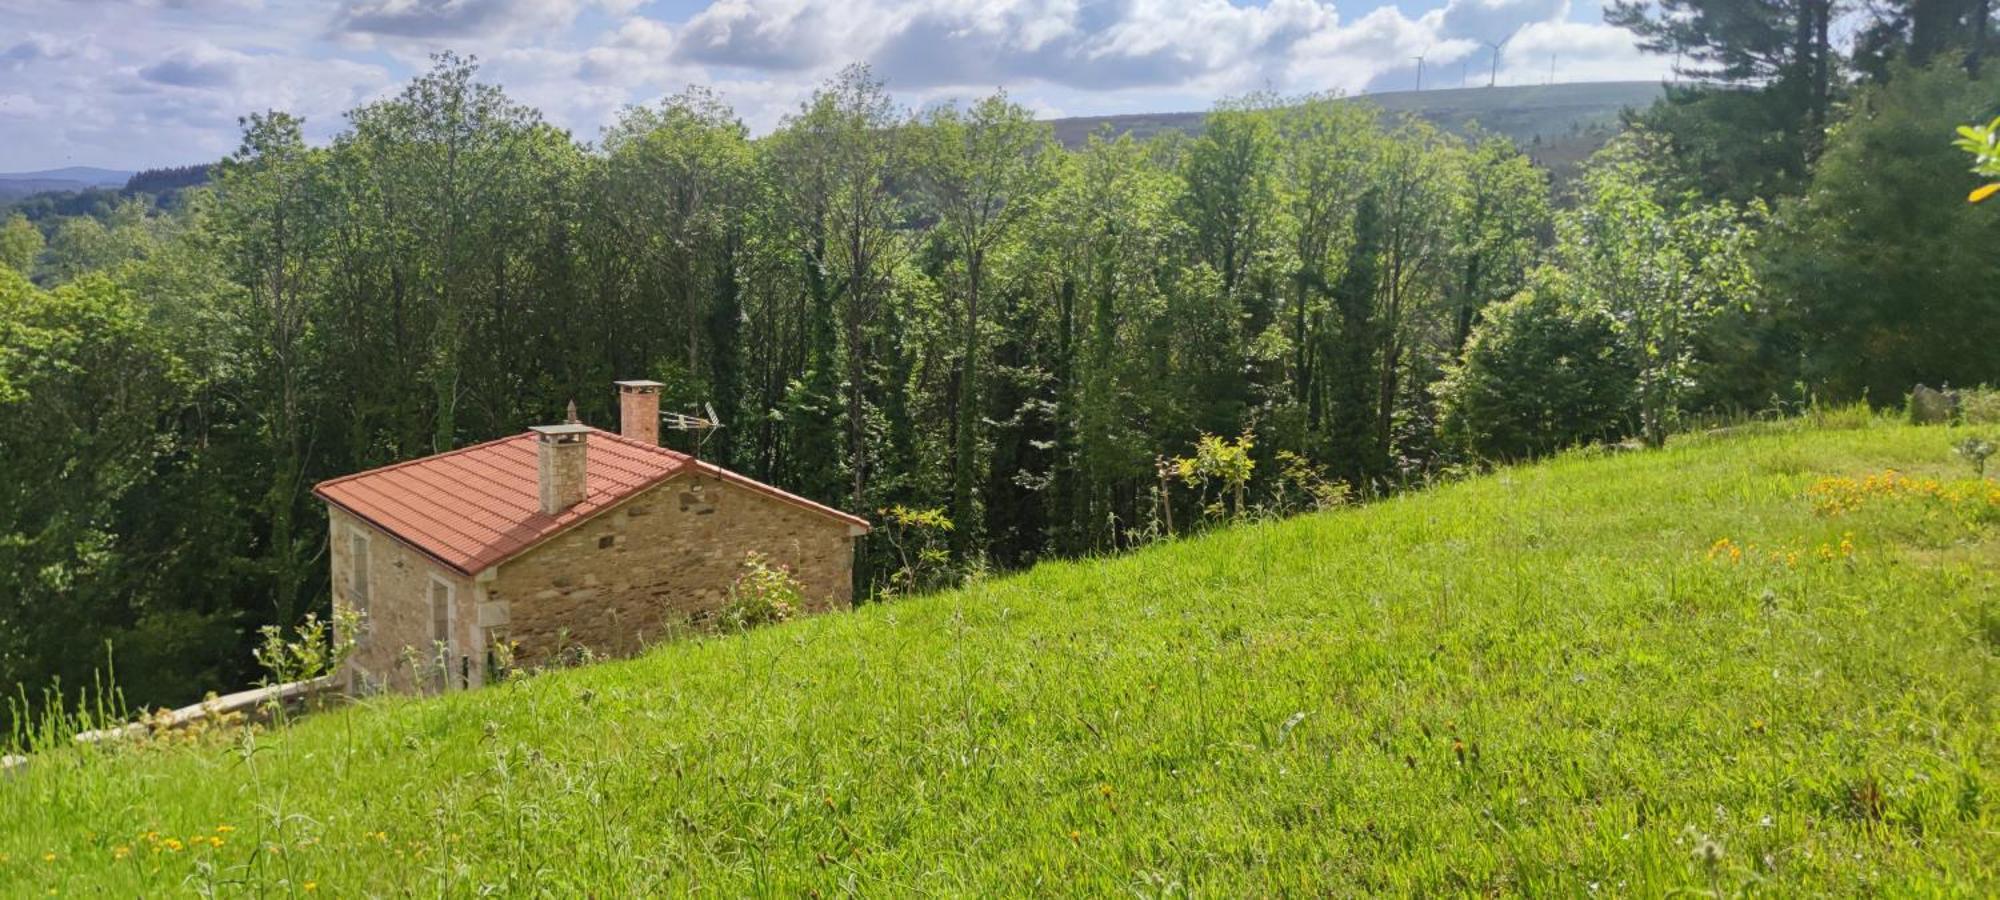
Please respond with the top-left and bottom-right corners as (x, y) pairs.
(0, 167), (135, 202)
(2, 82), (1668, 206)
(1046, 80), (1670, 173)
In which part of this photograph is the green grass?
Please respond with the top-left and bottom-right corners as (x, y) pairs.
(4, 421), (1997, 895)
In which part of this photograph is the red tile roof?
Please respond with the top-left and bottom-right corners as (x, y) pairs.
(313, 428), (868, 575)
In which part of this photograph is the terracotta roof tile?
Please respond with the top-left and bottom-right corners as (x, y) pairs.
(314, 428), (868, 574)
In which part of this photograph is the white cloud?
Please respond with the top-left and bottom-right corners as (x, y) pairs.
(137, 42), (249, 88)
(1438, 0), (1569, 45)
(1499, 19), (1668, 85)
(1, 33), (99, 72)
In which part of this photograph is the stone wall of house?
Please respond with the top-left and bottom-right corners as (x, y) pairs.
(328, 507), (480, 694)
(485, 472), (857, 668)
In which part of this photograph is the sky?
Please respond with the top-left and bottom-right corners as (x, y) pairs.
(0, 0), (1672, 172)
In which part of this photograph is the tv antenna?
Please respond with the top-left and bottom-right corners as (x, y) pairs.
(662, 402), (724, 463)
(1485, 36), (1512, 87)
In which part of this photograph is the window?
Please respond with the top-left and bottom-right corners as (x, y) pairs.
(429, 577), (453, 650)
(347, 531), (370, 611)
(429, 576), (456, 691)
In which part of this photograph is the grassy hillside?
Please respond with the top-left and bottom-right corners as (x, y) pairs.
(4, 419), (1996, 894)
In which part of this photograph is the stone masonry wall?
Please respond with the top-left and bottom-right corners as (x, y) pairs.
(328, 507), (480, 695)
(486, 471), (857, 668)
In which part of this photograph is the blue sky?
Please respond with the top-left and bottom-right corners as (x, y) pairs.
(0, 0), (1668, 171)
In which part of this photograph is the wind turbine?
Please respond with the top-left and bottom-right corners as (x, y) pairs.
(1412, 48), (1429, 91)
(1484, 35), (1512, 87)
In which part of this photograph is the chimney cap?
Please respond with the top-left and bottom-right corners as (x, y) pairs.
(614, 379), (665, 390)
(530, 423), (593, 440)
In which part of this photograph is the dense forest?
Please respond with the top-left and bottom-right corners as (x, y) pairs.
(3, 0), (1998, 723)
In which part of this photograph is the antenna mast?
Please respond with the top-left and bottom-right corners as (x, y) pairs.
(661, 403), (725, 465)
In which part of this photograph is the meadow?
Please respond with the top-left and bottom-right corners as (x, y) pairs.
(2, 417), (1995, 895)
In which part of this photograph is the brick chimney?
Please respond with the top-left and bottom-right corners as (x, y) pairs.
(615, 380), (664, 446)
(530, 401), (591, 515)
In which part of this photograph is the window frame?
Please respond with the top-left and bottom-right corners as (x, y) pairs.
(428, 574), (456, 656)
(346, 528), (371, 612)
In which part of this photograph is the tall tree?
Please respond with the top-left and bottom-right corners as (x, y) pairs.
(602, 87), (752, 438)
(1274, 98), (1380, 428)
(1556, 137), (1758, 447)
(763, 65), (912, 519)
(344, 52), (541, 453)
(210, 111), (329, 630)
(1607, 0), (1836, 154)
(1175, 100), (1280, 436)
(1324, 191), (1387, 486)
(1444, 134), (1549, 353)
(1775, 63), (2000, 399)
(918, 92), (1053, 555)
(0, 214), (41, 275)
(1368, 123), (1460, 470)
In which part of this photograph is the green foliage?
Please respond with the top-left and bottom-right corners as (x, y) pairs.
(1961, 386), (2000, 424)
(1625, 86), (1813, 202)
(1772, 63), (2000, 402)
(877, 504), (957, 596)
(0, 213), (40, 274)
(718, 553), (804, 631)
(2, 424), (1993, 892)
(252, 606), (361, 688)
(0, 272), (217, 720)
(1951, 114), (2000, 201)
(1268, 450), (1351, 515)
(1172, 431), (1257, 520)
(1439, 276), (1637, 460)
(1555, 135), (1760, 447)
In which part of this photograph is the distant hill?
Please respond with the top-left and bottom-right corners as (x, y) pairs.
(124, 164), (213, 194)
(0, 167), (134, 201)
(1047, 81), (1670, 174)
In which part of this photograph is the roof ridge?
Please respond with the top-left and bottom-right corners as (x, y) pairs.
(586, 426), (696, 461)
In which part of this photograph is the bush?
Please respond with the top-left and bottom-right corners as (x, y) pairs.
(1438, 278), (1637, 461)
(1961, 386), (2000, 425)
(719, 553), (803, 631)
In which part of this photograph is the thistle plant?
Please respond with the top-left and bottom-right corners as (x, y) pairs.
(1954, 435), (1995, 477)
(252, 605), (362, 688)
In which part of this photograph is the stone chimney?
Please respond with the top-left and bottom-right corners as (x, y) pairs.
(615, 380), (664, 446)
(530, 401), (591, 515)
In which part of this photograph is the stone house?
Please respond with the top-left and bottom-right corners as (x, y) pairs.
(312, 381), (870, 694)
